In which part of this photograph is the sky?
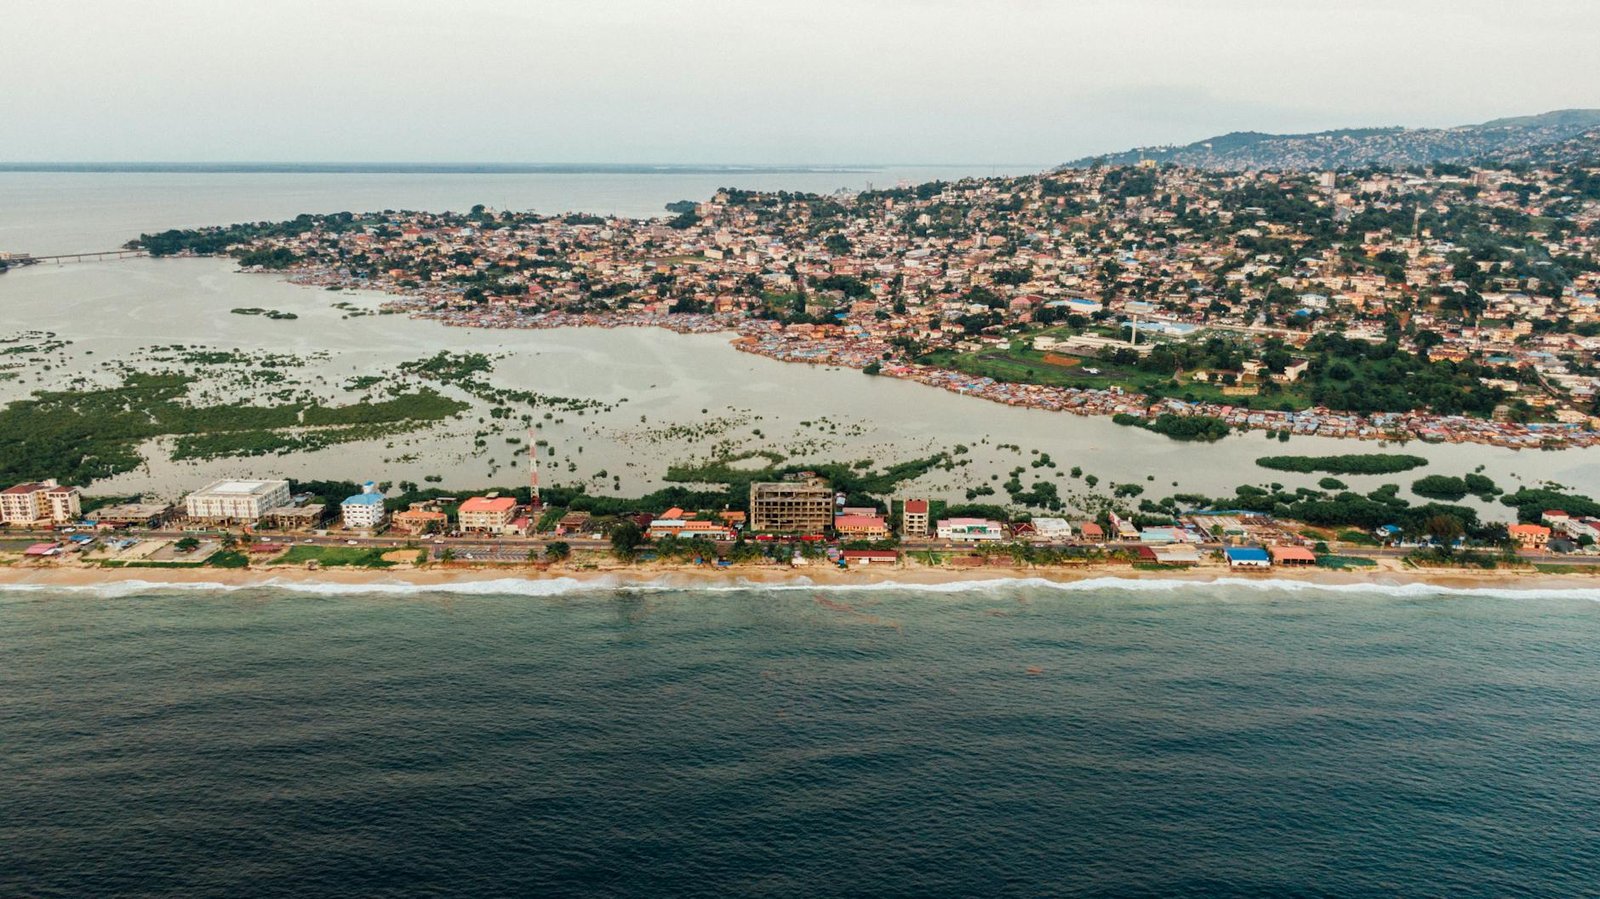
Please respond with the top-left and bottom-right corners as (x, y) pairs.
(3, 0), (1597, 165)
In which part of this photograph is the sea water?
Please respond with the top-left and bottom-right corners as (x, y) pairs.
(4, 579), (1599, 897)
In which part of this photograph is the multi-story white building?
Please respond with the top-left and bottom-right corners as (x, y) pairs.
(340, 482), (387, 531)
(184, 479), (292, 523)
(0, 479), (82, 525)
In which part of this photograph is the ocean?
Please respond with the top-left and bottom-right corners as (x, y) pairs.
(5, 579), (1599, 897)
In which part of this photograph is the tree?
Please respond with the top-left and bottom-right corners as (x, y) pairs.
(610, 521), (643, 558)
(1424, 513), (1464, 550)
(545, 541), (571, 561)
(175, 536), (200, 552)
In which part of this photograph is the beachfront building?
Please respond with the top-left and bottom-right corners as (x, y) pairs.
(1031, 517), (1073, 541)
(1269, 545), (1317, 566)
(458, 495), (518, 534)
(393, 504), (448, 536)
(184, 479), (292, 524)
(842, 549), (900, 567)
(1076, 521), (1105, 543)
(0, 479), (82, 525)
(1224, 546), (1272, 569)
(340, 482), (388, 531)
(936, 518), (1006, 542)
(1508, 523), (1552, 550)
(556, 511), (593, 536)
(87, 502), (173, 530)
(749, 477), (833, 534)
(901, 499), (930, 537)
(834, 514), (889, 540)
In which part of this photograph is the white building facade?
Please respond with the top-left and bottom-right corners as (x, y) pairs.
(185, 479), (293, 523)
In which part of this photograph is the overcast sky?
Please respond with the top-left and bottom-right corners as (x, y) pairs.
(4, 0), (1596, 164)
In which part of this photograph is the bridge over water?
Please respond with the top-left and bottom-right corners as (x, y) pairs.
(2, 249), (148, 265)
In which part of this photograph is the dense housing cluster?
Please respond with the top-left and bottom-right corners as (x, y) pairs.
(136, 158), (1600, 447)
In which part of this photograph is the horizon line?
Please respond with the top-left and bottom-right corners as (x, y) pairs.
(0, 161), (1048, 175)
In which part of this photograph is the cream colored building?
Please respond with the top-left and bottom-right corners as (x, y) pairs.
(0, 479), (82, 525)
(458, 495), (518, 534)
(185, 479), (293, 523)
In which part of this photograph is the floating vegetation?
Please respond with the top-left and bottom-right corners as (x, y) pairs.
(230, 307), (299, 320)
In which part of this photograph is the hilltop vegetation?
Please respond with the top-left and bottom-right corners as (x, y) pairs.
(1066, 109), (1600, 171)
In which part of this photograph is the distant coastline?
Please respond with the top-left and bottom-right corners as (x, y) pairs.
(0, 162), (887, 175)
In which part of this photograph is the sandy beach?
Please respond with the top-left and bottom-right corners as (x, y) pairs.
(3, 559), (1596, 594)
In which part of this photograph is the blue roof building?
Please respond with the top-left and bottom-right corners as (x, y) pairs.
(1224, 546), (1271, 568)
(340, 482), (387, 530)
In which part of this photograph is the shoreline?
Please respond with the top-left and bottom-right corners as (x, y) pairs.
(3, 561), (1597, 595)
(270, 273), (1596, 452)
(390, 302), (1596, 451)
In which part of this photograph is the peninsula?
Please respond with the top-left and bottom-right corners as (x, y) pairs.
(129, 152), (1600, 449)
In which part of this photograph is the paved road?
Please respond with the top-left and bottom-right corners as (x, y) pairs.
(12, 527), (1599, 567)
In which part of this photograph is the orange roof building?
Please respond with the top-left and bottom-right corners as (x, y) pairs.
(459, 496), (518, 534)
(1268, 544), (1317, 566)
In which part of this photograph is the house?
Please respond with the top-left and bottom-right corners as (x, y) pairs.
(1031, 518), (1073, 541)
(1138, 527), (1182, 544)
(1225, 546), (1272, 569)
(834, 514), (890, 540)
(901, 499), (930, 537)
(340, 482), (387, 531)
(458, 495), (519, 534)
(1, 479), (83, 525)
(1508, 523), (1551, 550)
(1138, 544), (1200, 565)
(557, 511), (593, 536)
(1076, 521), (1105, 543)
(393, 504), (448, 536)
(841, 549), (900, 566)
(936, 518), (1005, 542)
(647, 518), (688, 540)
(1269, 544), (1317, 566)
(679, 520), (735, 541)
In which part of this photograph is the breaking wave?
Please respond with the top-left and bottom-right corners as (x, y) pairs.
(1, 574), (1598, 602)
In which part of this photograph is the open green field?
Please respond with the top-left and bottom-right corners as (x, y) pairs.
(275, 545), (398, 567)
(920, 340), (1311, 410)
(920, 343), (1147, 390)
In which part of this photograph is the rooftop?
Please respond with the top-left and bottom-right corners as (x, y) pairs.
(191, 479), (289, 497)
(460, 496), (517, 513)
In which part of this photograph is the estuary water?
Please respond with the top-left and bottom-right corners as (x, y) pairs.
(1, 168), (1598, 503)
(4, 579), (1600, 897)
